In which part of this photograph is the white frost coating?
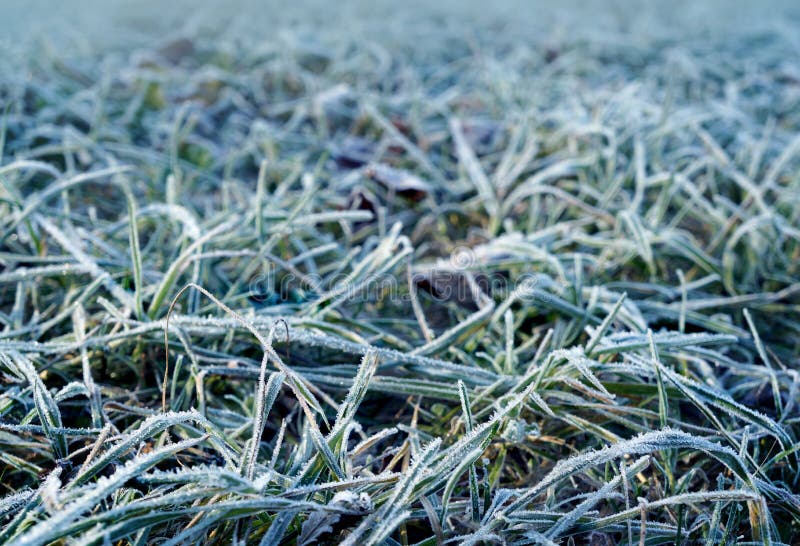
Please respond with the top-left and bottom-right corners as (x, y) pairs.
(339, 438), (441, 546)
(39, 469), (62, 515)
(595, 331), (738, 354)
(546, 455), (650, 538)
(501, 428), (757, 517)
(0, 489), (35, 519)
(69, 409), (208, 487)
(36, 215), (136, 311)
(14, 436), (205, 546)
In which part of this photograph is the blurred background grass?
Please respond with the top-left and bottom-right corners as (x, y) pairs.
(2, 0), (800, 56)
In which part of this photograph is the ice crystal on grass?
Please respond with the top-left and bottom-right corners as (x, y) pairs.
(1, 2), (799, 544)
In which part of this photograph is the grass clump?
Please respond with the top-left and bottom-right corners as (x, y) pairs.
(1, 4), (800, 545)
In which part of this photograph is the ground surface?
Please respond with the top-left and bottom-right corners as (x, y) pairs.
(1, 2), (800, 545)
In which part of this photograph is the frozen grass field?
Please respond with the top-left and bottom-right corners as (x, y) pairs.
(1, 1), (800, 544)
